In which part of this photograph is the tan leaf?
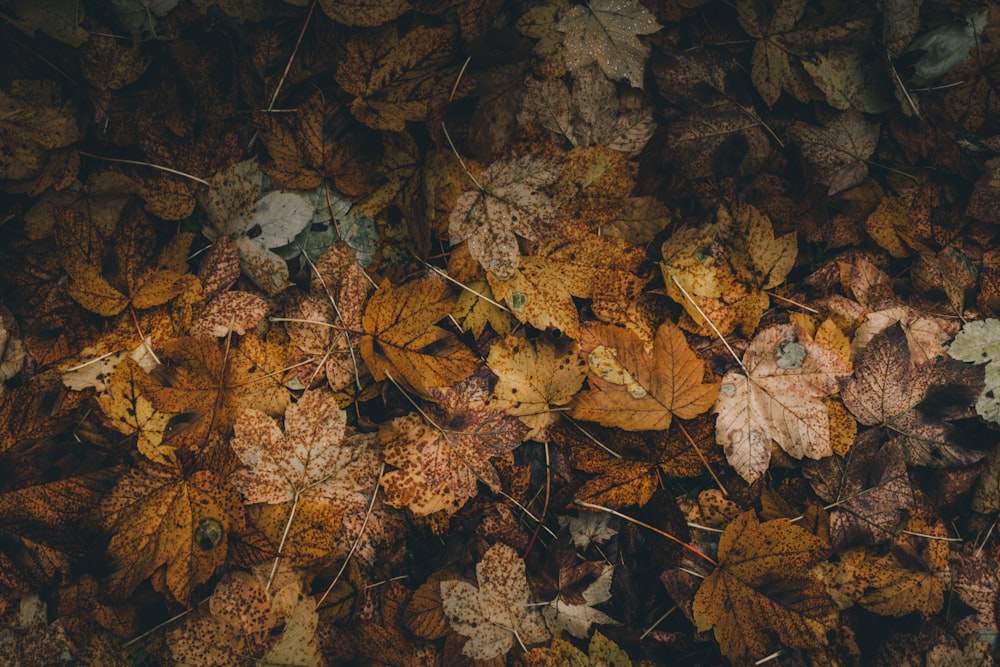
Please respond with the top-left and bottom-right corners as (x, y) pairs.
(441, 544), (550, 660)
(448, 153), (563, 277)
(692, 511), (837, 664)
(361, 277), (479, 396)
(556, 0), (661, 88)
(715, 324), (850, 484)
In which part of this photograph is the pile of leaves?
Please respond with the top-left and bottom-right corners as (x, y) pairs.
(3, 0), (1000, 664)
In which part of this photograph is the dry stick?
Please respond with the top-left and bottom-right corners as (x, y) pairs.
(766, 291), (819, 314)
(265, 490), (302, 593)
(675, 420), (728, 496)
(424, 263), (511, 312)
(77, 151), (209, 185)
(247, 0), (318, 150)
(316, 462), (386, 610)
(640, 605), (677, 641)
(574, 499), (718, 566)
(976, 519), (997, 557)
(122, 599), (208, 648)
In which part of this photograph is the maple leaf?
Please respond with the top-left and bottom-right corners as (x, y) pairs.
(571, 320), (719, 431)
(487, 235), (646, 339)
(557, 416), (721, 508)
(440, 543), (550, 660)
(132, 336), (289, 461)
(528, 533), (618, 638)
(200, 158), (314, 295)
(948, 318), (1000, 424)
(360, 277), (479, 396)
(336, 25), (457, 131)
(168, 567), (319, 667)
(0, 79), (82, 195)
(556, 0), (661, 88)
(56, 203), (199, 317)
(317, 0), (409, 26)
(715, 323), (850, 484)
(448, 152), (563, 277)
(97, 357), (174, 465)
(487, 334), (587, 440)
(519, 63), (656, 157)
(787, 108), (879, 195)
(97, 461), (245, 603)
(379, 376), (527, 516)
(692, 511), (838, 664)
(804, 431), (914, 547)
(523, 630), (632, 667)
(0, 466), (115, 592)
(842, 323), (986, 467)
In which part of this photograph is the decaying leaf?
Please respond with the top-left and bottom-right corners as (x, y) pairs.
(361, 277), (479, 396)
(380, 376), (527, 516)
(692, 511), (837, 664)
(556, 0), (661, 88)
(715, 323), (850, 484)
(440, 543), (550, 660)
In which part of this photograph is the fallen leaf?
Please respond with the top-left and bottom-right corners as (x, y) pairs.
(788, 108), (879, 195)
(380, 376), (527, 516)
(97, 462), (244, 603)
(487, 334), (587, 440)
(317, 0), (408, 26)
(557, 0), (661, 88)
(948, 318), (1000, 425)
(692, 511), (837, 664)
(571, 320), (719, 431)
(440, 543), (550, 660)
(448, 152), (563, 277)
(842, 322), (985, 466)
(361, 277), (479, 396)
(715, 323), (850, 484)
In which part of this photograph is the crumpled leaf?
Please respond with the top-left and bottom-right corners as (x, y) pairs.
(556, 0), (661, 88)
(692, 511), (837, 665)
(0, 595), (77, 666)
(379, 377), (527, 516)
(715, 323), (850, 484)
(571, 320), (719, 432)
(441, 543), (550, 660)
(360, 277), (479, 396)
(842, 322), (986, 467)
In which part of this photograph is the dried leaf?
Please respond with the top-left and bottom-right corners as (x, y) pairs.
(571, 320), (719, 431)
(715, 323), (850, 484)
(441, 543), (550, 660)
(692, 511), (837, 664)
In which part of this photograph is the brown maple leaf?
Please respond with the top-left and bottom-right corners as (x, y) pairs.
(842, 322), (986, 466)
(132, 336), (289, 463)
(715, 323), (850, 484)
(379, 376), (527, 516)
(360, 277), (479, 396)
(448, 152), (564, 277)
(97, 461), (245, 603)
(692, 511), (838, 664)
(571, 320), (719, 432)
